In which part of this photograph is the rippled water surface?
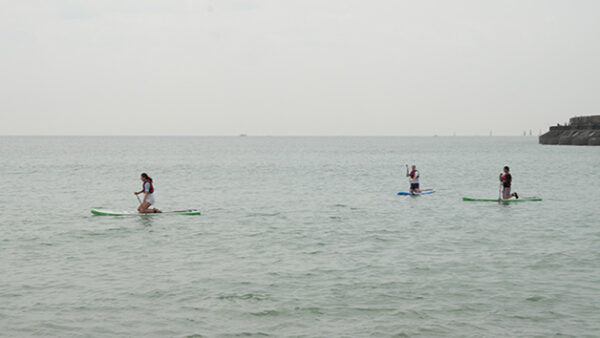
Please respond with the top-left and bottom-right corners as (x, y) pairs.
(1, 136), (599, 337)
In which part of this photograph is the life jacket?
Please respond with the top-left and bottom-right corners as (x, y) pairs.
(500, 173), (512, 187)
(409, 170), (419, 179)
(143, 180), (154, 193)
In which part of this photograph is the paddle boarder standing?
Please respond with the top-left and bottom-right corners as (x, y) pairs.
(406, 164), (421, 193)
(134, 173), (162, 213)
(499, 166), (519, 200)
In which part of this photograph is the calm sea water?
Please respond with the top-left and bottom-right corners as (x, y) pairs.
(1, 136), (599, 337)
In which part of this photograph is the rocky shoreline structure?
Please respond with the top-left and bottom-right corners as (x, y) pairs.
(539, 115), (600, 145)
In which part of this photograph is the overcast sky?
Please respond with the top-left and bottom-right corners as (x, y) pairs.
(1, 0), (599, 136)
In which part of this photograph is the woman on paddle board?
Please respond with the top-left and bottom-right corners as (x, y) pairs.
(499, 166), (519, 200)
(134, 173), (162, 213)
(406, 164), (421, 193)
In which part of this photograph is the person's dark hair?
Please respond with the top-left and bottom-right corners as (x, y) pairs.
(141, 173), (153, 182)
(504, 166), (510, 171)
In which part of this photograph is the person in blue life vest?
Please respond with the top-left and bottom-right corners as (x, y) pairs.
(499, 166), (519, 199)
(134, 173), (162, 213)
(406, 164), (421, 193)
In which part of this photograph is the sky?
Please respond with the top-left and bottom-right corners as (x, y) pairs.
(1, 0), (599, 136)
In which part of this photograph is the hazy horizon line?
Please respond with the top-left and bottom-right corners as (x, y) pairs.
(0, 134), (541, 137)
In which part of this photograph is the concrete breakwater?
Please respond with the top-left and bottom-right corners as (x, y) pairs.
(539, 115), (600, 145)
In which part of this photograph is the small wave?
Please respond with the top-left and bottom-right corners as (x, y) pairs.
(526, 295), (544, 302)
(246, 212), (281, 217)
(249, 309), (281, 317)
(142, 289), (175, 299)
(226, 332), (270, 337)
(350, 307), (397, 313)
(217, 293), (269, 302)
(294, 306), (324, 315)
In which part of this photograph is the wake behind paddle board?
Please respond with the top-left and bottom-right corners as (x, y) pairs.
(91, 209), (201, 216)
(397, 190), (436, 196)
(462, 197), (542, 202)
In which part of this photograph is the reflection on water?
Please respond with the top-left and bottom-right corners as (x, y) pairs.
(136, 215), (154, 227)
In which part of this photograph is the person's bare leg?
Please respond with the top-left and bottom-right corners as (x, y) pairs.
(138, 202), (151, 213)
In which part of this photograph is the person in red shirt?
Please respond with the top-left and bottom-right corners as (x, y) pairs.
(499, 166), (519, 199)
(406, 164), (421, 193)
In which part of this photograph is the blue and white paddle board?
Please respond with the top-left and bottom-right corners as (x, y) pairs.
(397, 190), (436, 196)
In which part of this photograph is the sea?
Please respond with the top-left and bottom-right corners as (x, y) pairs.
(1, 136), (599, 337)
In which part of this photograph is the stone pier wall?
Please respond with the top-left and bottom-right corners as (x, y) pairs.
(539, 115), (600, 145)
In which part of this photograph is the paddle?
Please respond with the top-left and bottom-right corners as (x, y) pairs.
(405, 164), (410, 193)
(136, 194), (142, 205)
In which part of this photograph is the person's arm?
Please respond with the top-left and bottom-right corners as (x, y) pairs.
(142, 181), (150, 202)
(406, 165), (410, 178)
(136, 182), (148, 197)
(499, 174), (507, 187)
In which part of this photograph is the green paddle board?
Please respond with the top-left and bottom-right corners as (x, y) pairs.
(462, 197), (542, 202)
(91, 209), (201, 216)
